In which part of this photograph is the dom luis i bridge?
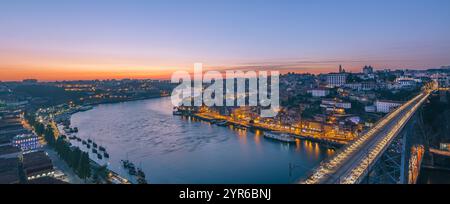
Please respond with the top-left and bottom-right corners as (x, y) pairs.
(302, 83), (437, 184)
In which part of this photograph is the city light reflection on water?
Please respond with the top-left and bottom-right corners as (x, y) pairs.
(71, 97), (334, 184)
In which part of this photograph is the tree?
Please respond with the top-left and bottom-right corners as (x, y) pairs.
(35, 123), (45, 136)
(24, 111), (94, 180)
(93, 165), (109, 184)
(77, 152), (91, 179)
(44, 125), (56, 146)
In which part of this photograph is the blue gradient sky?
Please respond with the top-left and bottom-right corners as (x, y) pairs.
(1, 0), (450, 80)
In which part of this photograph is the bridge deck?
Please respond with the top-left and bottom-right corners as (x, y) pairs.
(303, 90), (431, 184)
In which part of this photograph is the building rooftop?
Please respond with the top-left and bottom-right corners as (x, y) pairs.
(0, 158), (20, 184)
(0, 134), (15, 145)
(0, 122), (23, 131)
(0, 129), (31, 144)
(0, 118), (21, 124)
(22, 151), (54, 177)
(0, 145), (21, 157)
(0, 126), (27, 135)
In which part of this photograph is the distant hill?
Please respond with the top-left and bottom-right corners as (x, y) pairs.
(13, 85), (84, 105)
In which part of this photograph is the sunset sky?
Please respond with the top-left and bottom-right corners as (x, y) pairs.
(1, 0), (450, 81)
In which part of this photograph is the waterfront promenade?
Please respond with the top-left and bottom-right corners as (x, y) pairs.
(185, 111), (347, 147)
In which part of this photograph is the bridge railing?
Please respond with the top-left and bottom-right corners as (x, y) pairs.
(302, 90), (430, 184)
(342, 91), (430, 183)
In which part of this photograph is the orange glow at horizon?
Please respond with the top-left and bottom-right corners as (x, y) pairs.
(0, 65), (354, 82)
(0, 52), (368, 81)
(0, 64), (365, 82)
(0, 67), (175, 81)
(0, 49), (195, 81)
(0, 46), (400, 82)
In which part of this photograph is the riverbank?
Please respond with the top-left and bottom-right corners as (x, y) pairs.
(85, 94), (169, 107)
(44, 146), (87, 184)
(55, 96), (168, 183)
(56, 123), (135, 184)
(183, 112), (345, 148)
(68, 95), (171, 117)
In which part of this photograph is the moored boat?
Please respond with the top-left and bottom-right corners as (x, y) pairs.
(263, 131), (296, 143)
(216, 120), (228, 126)
(234, 124), (247, 130)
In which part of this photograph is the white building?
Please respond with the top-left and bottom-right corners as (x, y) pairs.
(375, 100), (402, 113)
(393, 76), (421, 89)
(307, 88), (330, 97)
(321, 99), (351, 109)
(326, 73), (347, 87)
(365, 105), (376, 113)
(335, 102), (351, 109)
(344, 82), (377, 91)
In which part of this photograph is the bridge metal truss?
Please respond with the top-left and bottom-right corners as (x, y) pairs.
(363, 110), (427, 184)
(365, 131), (407, 184)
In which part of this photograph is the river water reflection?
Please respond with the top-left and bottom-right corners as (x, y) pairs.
(71, 97), (334, 184)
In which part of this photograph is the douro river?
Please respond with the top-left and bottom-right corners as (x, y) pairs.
(71, 97), (333, 184)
